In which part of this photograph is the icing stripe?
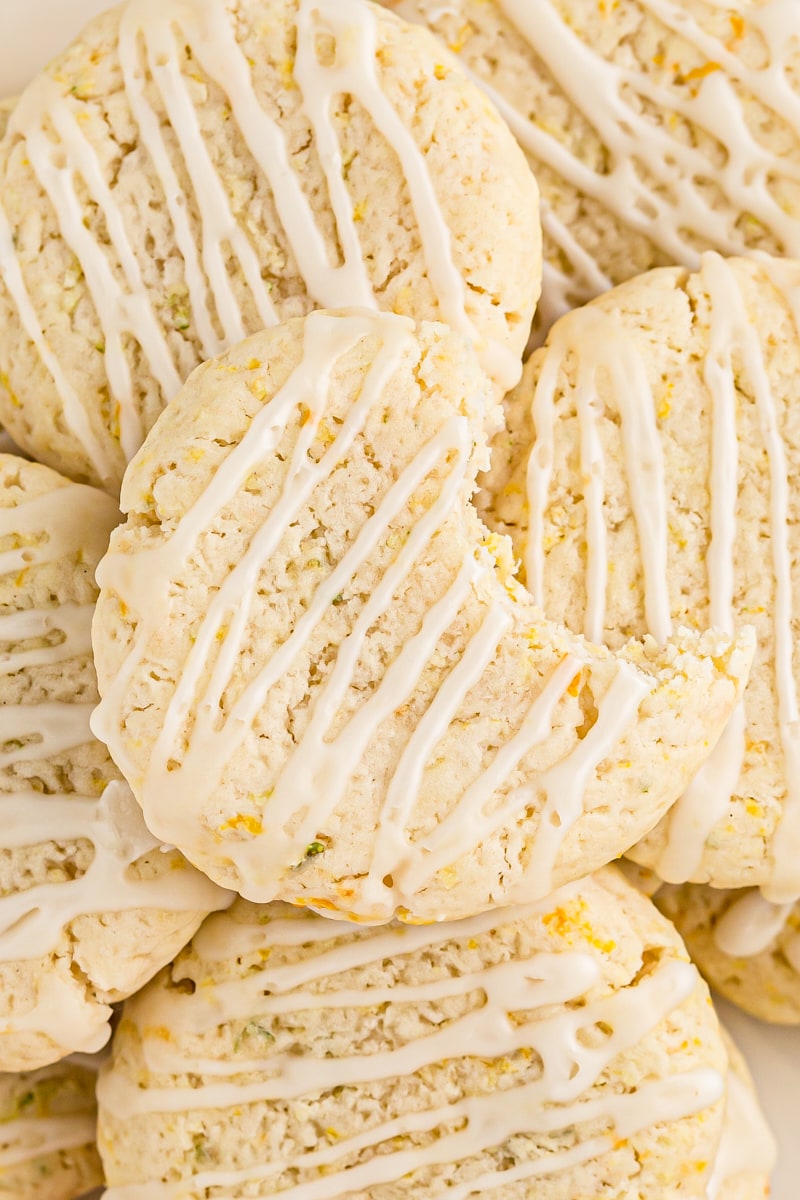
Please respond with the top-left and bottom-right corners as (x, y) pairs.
(93, 310), (651, 916)
(522, 251), (800, 893)
(98, 894), (722, 1198)
(394, 0), (800, 324)
(0, 0), (521, 479)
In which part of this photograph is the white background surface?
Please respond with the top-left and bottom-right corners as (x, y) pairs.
(0, 1), (798, 1196)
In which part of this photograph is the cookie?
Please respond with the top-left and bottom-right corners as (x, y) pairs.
(383, 0), (800, 336)
(91, 308), (751, 922)
(95, 867), (727, 1199)
(709, 1028), (775, 1200)
(0, 0), (540, 491)
(0, 1055), (103, 1199)
(481, 253), (800, 901)
(657, 884), (800, 1026)
(0, 97), (14, 140)
(0, 453), (231, 1070)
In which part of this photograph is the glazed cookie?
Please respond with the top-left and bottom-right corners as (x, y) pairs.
(0, 1055), (103, 1198)
(0, 453), (230, 1071)
(0, 98), (15, 141)
(0, 0), (540, 491)
(481, 253), (800, 901)
(96, 867), (727, 1199)
(708, 1028), (775, 1200)
(384, 0), (800, 335)
(657, 884), (800, 1026)
(91, 308), (751, 922)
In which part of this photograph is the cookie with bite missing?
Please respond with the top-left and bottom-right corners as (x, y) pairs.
(0, 0), (540, 491)
(0, 453), (230, 1071)
(0, 1054), (103, 1198)
(480, 253), (800, 901)
(96, 867), (727, 1199)
(383, 0), (800, 336)
(657, 883), (800, 1027)
(91, 307), (751, 923)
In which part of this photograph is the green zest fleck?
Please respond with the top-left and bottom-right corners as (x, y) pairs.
(234, 1021), (275, 1053)
(331, 594), (344, 606)
(193, 1135), (210, 1163)
(305, 841), (326, 858)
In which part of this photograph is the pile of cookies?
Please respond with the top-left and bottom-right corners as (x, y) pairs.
(0, 0), (795, 1195)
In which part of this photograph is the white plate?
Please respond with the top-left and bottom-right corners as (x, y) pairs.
(1, 2), (798, 1197)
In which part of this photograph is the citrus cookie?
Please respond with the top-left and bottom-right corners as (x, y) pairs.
(657, 884), (800, 1026)
(0, 0), (540, 492)
(709, 1027), (775, 1200)
(95, 867), (727, 1199)
(0, 453), (230, 1071)
(0, 1055), (104, 1199)
(0, 97), (14, 140)
(481, 253), (800, 902)
(383, 0), (800, 335)
(91, 308), (751, 923)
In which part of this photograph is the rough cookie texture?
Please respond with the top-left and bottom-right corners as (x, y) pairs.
(91, 308), (751, 923)
(96, 868), (727, 1199)
(0, 453), (230, 1071)
(0, 0), (540, 490)
(0, 1055), (103, 1198)
(658, 883), (800, 1026)
(481, 253), (800, 899)
(383, 0), (800, 336)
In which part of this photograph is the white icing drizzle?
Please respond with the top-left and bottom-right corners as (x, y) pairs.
(714, 888), (795, 959)
(0, 482), (115, 768)
(0, 781), (228, 962)
(0, 604), (93, 675)
(98, 892), (723, 1198)
(0, 0), (517, 482)
(92, 309), (651, 917)
(13, 77), (183, 462)
(0, 1059), (99, 1170)
(526, 304), (670, 645)
(0, 1112), (97, 1169)
(0, 475), (230, 1053)
(395, 0), (800, 327)
(656, 252), (747, 881)
(701, 254), (800, 901)
(523, 251), (800, 891)
(536, 202), (613, 335)
(656, 705), (747, 884)
(0, 204), (112, 482)
(0, 479), (120, 574)
(706, 1057), (777, 1200)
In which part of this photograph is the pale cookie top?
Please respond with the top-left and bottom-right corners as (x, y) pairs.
(0, 0), (540, 491)
(91, 307), (751, 923)
(0, 453), (230, 1071)
(657, 882), (800, 1026)
(96, 867), (727, 1200)
(482, 253), (800, 900)
(385, 0), (800, 334)
(0, 1054), (104, 1199)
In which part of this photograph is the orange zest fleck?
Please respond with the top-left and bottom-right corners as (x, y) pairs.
(729, 14), (745, 41)
(220, 813), (264, 836)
